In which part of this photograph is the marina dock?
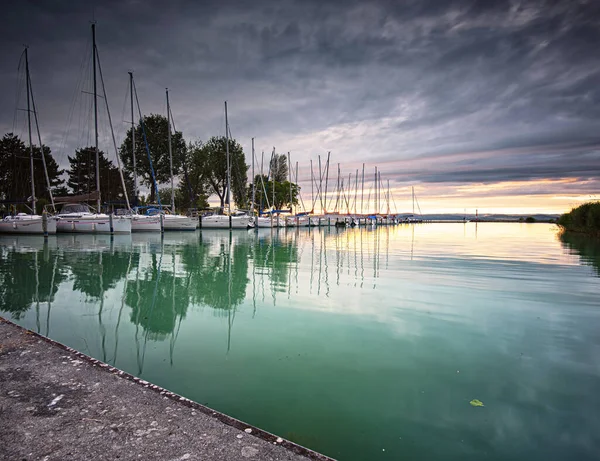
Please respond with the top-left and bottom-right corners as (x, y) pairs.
(0, 317), (333, 461)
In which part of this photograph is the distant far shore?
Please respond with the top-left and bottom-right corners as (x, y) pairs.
(414, 213), (559, 224)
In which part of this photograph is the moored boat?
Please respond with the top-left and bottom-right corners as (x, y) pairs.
(202, 213), (254, 229)
(130, 214), (162, 232)
(164, 214), (197, 231)
(0, 213), (57, 234)
(56, 203), (131, 234)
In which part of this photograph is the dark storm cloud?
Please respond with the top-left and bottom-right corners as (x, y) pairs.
(1, 0), (599, 199)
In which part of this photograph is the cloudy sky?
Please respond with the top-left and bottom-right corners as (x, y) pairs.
(1, 0), (599, 214)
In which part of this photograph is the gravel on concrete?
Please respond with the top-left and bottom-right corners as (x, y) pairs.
(0, 317), (334, 461)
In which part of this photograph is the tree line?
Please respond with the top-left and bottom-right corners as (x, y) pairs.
(0, 114), (299, 214)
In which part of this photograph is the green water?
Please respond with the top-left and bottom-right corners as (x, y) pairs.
(1, 224), (599, 461)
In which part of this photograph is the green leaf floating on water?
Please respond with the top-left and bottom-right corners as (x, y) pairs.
(470, 399), (484, 407)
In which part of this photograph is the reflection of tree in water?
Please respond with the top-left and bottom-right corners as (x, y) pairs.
(180, 235), (250, 315)
(251, 235), (298, 292)
(65, 249), (137, 299)
(560, 232), (600, 276)
(0, 244), (67, 320)
(127, 252), (190, 341)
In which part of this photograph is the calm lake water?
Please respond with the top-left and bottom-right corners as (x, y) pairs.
(1, 223), (599, 461)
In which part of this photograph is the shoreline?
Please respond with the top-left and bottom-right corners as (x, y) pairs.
(0, 316), (335, 461)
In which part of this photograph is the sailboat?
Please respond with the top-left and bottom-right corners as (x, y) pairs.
(162, 89), (197, 231)
(253, 148), (285, 228)
(56, 24), (131, 234)
(404, 186), (423, 223)
(127, 72), (161, 232)
(0, 48), (57, 235)
(201, 102), (254, 229)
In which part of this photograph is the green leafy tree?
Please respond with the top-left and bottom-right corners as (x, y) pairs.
(158, 187), (172, 208)
(0, 133), (64, 213)
(249, 174), (299, 212)
(270, 152), (289, 182)
(189, 136), (248, 211)
(66, 147), (133, 205)
(176, 141), (211, 211)
(119, 114), (186, 203)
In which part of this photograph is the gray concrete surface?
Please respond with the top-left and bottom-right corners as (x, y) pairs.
(0, 318), (334, 461)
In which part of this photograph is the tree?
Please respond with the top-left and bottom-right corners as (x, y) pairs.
(158, 187), (172, 208)
(189, 136), (248, 211)
(270, 152), (289, 182)
(249, 174), (300, 212)
(0, 133), (64, 213)
(119, 114), (186, 203)
(175, 141), (211, 211)
(66, 147), (133, 205)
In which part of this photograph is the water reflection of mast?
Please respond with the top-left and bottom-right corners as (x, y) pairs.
(323, 229), (330, 297)
(373, 227), (377, 289)
(45, 242), (58, 337)
(335, 230), (341, 287)
(411, 224), (415, 261)
(360, 227), (365, 288)
(295, 231), (301, 295)
(98, 244), (107, 362)
(136, 237), (163, 375)
(317, 230), (323, 295)
(353, 229), (358, 287)
(169, 245), (183, 366)
(385, 226), (390, 270)
(252, 233), (257, 317)
(227, 231), (235, 354)
(34, 249), (40, 333)
(271, 233), (276, 306)
(112, 248), (133, 366)
(310, 229), (315, 294)
(288, 234), (292, 299)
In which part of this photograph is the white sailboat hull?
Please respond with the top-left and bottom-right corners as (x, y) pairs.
(256, 216), (285, 228)
(163, 214), (197, 231)
(201, 215), (254, 229)
(131, 215), (162, 232)
(0, 215), (57, 235)
(56, 214), (131, 234)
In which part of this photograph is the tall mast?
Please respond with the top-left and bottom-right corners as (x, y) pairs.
(225, 101), (231, 228)
(27, 48), (55, 212)
(361, 163), (365, 215)
(324, 152), (330, 212)
(25, 48), (36, 214)
(92, 23), (101, 212)
(259, 151), (265, 211)
(295, 161), (299, 213)
(354, 168), (358, 214)
(378, 171), (382, 215)
(288, 152), (292, 213)
(251, 138), (255, 216)
(412, 186), (415, 214)
(97, 45), (130, 211)
(335, 163), (341, 213)
(166, 88), (174, 213)
(374, 167), (377, 214)
(387, 179), (390, 215)
(347, 172), (352, 214)
(272, 148), (275, 213)
(129, 72), (137, 206)
(317, 155), (322, 212)
(310, 159), (314, 213)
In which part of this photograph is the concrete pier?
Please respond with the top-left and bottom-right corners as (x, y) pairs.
(0, 317), (333, 461)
